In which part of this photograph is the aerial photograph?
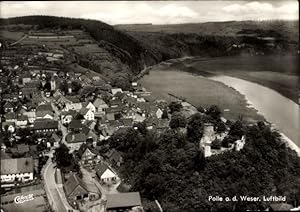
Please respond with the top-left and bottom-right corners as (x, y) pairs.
(0, 1), (299, 212)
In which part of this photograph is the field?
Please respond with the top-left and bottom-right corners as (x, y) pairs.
(0, 30), (24, 40)
(186, 55), (299, 103)
(139, 69), (264, 122)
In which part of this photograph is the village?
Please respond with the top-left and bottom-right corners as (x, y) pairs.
(1, 29), (248, 212)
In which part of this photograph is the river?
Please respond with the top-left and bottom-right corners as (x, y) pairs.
(139, 68), (299, 149)
(210, 75), (299, 148)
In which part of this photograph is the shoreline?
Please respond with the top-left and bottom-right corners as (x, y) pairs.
(209, 75), (300, 156)
(139, 57), (300, 157)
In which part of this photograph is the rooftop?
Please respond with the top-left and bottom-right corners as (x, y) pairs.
(106, 192), (142, 209)
(1, 157), (34, 174)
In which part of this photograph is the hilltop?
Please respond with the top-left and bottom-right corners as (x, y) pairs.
(1, 16), (298, 81)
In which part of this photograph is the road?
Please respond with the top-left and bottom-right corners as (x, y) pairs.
(43, 159), (67, 212)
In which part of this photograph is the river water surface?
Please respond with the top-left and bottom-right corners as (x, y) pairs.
(140, 69), (299, 148)
(210, 75), (299, 147)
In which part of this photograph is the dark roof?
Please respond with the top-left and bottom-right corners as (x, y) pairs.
(1, 157), (34, 174)
(5, 112), (17, 120)
(105, 106), (124, 114)
(50, 132), (61, 143)
(105, 149), (123, 163)
(106, 192), (142, 209)
(36, 103), (53, 112)
(34, 120), (58, 130)
(77, 143), (97, 158)
(17, 115), (28, 121)
(95, 163), (114, 178)
(69, 120), (84, 130)
(36, 110), (53, 118)
(120, 118), (133, 127)
(64, 174), (100, 197)
(109, 99), (122, 107)
(93, 98), (107, 108)
(3, 101), (14, 109)
(66, 133), (87, 143)
(80, 107), (90, 116)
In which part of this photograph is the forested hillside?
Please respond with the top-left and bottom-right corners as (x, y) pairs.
(1, 16), (298, 79)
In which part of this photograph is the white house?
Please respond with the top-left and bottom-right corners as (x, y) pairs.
(2, 122), (15, 133)
(80, 108), (94, 121)
(200, 123), (215, 158)
(83, 102), (96, 113)
(61, 110), (76, 125)
(1, 157), (34, 185)
(16, 115), (28, 127)
(95, 163), (117, 184)
(234, 136), (246, 151)
(111, 88), (123, 96)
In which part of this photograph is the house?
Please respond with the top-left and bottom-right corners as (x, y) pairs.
(199, 123), (215, 158)
(4, 112), (17, 123)
(66, 133), (87, 144)
(49, 132), (61, 147)
(95, 163), (117, 184)
(36, 104), (54, 119)
(2, 122), (15, 133)
(65, 102), (82, 112)
(234, 135), (246, 151)
(23, 111), (36, 124)
(21, 73), (32, 85)
(111, 88), (123, 95)
(61, 110), (77, 125)
(109, 99), (122, 108)
(80, 108), (95, 121)
(93, 98), (109, 113)
(105, 192), (143, 212)
(105, 107), (124, 121)
(68, 120), (85, 132)
(33, 119), (58, 133)
(64, 174), (100, 208)
(82, 102), (96, 113)
(77, 143), (100, 166)
(1, 157), (34, 184)
(105, 149), (123, 167)
(16, 115), (28, 127)
(3, 102), (15, 113)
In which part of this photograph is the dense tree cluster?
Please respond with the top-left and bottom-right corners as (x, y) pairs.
(53, 144), (79, 173)
(100, 117), (300, 211)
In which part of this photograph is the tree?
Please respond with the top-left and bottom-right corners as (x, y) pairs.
(168, 101), (182, 114)
(53, 144), (73, 168)
(216, 121), (226, 133)
(133, 122), (147, 135)
(229, 120), (245, 138)
(197, 105), (205, 113)
(186, 113), (204, 142)
(206, 105), (221, 120)
(169, 112), (187, 129)
(211, 139), (222, 149)
(161, 109), (169, 119)
(71, 81), (82, 93)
